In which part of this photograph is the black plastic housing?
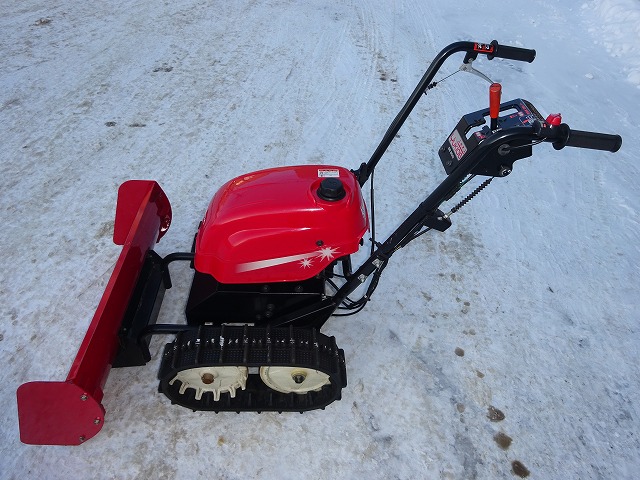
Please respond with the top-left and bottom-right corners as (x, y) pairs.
(112, 251), (167, 367)
(185, 271), (326, 326)
(438, 98), (544, 177)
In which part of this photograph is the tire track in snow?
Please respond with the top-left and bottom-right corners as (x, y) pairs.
(290, 3), (381, 167)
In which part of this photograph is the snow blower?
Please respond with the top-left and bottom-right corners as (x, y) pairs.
(17, 41), (622, 445)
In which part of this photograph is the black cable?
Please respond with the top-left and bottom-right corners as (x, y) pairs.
(327, 277), (366, 309)
(369, 168), (376, 255)
(332, 303), (367, 316)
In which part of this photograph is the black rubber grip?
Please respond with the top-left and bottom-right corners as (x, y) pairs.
(565, 129), (622, 152)
(489, 40), (536, 63)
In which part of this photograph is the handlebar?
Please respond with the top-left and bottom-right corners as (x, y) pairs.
(439, 96), (623, 179)
(356, 40), (538, 185)
(464, 40), (536, 64)
(551, 124), (622, 152)
(487, 40), (536, 63)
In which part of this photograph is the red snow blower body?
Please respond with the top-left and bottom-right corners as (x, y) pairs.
(195, 164), (368, 284)
(17, 41), (622, 445)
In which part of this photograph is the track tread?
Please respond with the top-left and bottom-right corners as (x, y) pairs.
(158, 326), (346, 412)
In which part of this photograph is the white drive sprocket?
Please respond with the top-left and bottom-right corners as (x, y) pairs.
(169, 366), (248, 401)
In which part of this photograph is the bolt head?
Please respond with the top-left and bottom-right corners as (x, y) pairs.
(292, 374), (306, 384)
(499, 165), (512, 177)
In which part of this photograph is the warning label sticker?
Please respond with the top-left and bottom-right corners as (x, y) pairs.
(448, 130), (467, 161)
(318, 169), (340, 178)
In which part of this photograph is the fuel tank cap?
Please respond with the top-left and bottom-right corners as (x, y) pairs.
(317, 178), (346, 201)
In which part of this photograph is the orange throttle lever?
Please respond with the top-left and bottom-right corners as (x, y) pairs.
(489, 83), (502, 130)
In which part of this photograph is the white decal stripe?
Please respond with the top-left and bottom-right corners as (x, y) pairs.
(237, 252), (316, 273)
(236, 246), (339, 273)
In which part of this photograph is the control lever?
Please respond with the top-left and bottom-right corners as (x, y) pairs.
(459, 58), (494, 84)
(489, 83), (502, 131)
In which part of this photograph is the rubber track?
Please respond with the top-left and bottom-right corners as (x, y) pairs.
(157, 325), (347, 412)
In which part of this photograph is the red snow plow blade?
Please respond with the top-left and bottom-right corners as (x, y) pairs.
(17, 181), (171, 445)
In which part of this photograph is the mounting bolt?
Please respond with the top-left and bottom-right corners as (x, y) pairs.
(94, 418), (102, 425)
(79, 436), (86, 443)
(80, 394), (88, 401)
(292, 372), (307, 384)
(498, 165), (512, 177)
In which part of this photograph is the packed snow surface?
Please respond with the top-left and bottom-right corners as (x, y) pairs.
(1, 1), (639, 479)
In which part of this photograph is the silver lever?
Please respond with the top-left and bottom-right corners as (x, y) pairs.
(459, 59), (494, 84)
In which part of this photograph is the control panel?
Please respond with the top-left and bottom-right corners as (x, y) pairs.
(438, 97), (545, 177)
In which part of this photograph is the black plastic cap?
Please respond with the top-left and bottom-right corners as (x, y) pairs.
(317, 178), (346, 201)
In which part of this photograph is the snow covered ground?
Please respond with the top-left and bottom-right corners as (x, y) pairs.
(1, 0), (639, 478)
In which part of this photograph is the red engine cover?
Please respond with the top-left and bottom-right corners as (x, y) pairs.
(195, 165), (369, 283)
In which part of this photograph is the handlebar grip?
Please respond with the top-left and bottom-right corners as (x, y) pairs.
(557, 128), (622, 153)
(488, 40), (536, 63)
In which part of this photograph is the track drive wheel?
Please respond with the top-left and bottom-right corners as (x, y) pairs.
(169, 366), (248, 401)
(259, 366), (330, 394)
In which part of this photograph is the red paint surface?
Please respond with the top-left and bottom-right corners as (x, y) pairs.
(17, 181), (172, 445)
(194, 165), (369, 283)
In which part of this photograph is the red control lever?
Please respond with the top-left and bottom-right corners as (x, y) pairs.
(489, 83), (502, 130)
(546, 113), (562, 126)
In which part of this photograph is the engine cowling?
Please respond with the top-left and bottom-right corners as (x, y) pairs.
(194, 165), (369, 283)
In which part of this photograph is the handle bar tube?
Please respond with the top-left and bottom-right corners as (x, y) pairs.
(354, 41), (536, 186)
(341, 119), (621, 308)
(337, 126), (539, 307)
